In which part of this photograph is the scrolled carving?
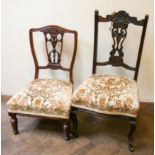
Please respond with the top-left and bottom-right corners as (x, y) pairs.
(107, 11), (131, 64)
(93, 10), (148, 75)
(110, 27), (127, 58)
(106, 11), (144, 27)
(106, 11), (145, 64)
(44, 30), (64, 65)
(48, 48), (60, 64)
(29, 25), (78, 81)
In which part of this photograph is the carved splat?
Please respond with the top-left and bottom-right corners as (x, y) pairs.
(44, 30), (64, 66)
(106, 11), (130, 64)
(29, 25), (78, 82)
(105, 11), (145, 65)
(109, 27), (127, 65)
(93, 10), (149, 81)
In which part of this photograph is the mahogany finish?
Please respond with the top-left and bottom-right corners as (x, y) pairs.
(29, 25), (78, 83)
(9, 25), (78, 140)
(71, 10), (148, 152)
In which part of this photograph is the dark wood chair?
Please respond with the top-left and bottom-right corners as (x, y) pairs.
(7, 25), (78, 140)
(71, 10), (148, 151)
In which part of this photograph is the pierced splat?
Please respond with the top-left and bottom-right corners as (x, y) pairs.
(44, 31), (64, 66)
(29, 25), (78, 82)
(105, 11), (145, 66)
(109, 26), (127, 65)
(107, 11), (132, 65)
(93, 10), (149, 81)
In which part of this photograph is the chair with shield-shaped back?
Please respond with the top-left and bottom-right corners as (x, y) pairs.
(7, 25), (78, 140)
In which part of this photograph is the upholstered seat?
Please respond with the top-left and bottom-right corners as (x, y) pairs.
(7, 79), (72, 119)
(72, 74), (139, 117)
(7, 25), (78, 140)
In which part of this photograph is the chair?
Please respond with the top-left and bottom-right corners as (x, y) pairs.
(71, 10), (148, 151)
(7, 25), (78, 140)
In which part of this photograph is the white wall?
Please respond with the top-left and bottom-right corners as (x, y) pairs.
(2, 0), (154, 102)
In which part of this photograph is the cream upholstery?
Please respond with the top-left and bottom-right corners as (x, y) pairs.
(72, 74), (140, 117)
(7, 79), (72, 119)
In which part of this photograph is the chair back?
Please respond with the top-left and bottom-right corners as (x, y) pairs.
(92, 10), (148, 81)
(29, 25), (78, 83)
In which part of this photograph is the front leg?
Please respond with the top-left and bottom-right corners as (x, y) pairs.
(63, 121), (70, 140)
(128, 118), (136, 152)
(8, 113), (19, 134)
(70, 107), (79, 137)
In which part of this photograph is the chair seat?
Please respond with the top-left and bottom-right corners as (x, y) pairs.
(72, 74), (140, 117)
(7, 79), (72, 119)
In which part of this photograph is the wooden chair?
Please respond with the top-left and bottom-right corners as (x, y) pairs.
(71, 10), (148, 151)
(7, 25), (78, 140)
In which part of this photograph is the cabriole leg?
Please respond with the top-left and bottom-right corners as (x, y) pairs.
(128, 118), (136, 152)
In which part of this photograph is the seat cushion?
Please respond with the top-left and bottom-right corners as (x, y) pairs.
(7, 79), (72, 119)
(72, 74), (140, 117)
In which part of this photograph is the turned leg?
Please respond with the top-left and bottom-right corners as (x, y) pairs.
(9, 113), (19, 134)
(128, 118), (136, 152)
(63, 122), (70, 140)
(70, 107), (79, 137)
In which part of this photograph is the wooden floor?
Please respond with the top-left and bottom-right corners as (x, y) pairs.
(1, 96), (154, 155)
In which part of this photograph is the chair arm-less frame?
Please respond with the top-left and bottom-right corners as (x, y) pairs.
(71, 10), (148, 151)
(7, 25), (78, 140)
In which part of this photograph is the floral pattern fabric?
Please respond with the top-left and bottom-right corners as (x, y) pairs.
(72, 74), (140, 117)
(7, 79), (72, 119)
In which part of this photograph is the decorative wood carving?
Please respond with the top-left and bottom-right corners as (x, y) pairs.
(106, 11), (144, 66)
(44, 29), (64, 66)
(93, 10), (149, 81)
(29, 25), (78, 83)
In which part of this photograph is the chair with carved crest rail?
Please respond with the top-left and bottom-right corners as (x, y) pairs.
(71, 10), (148, 151)
(7, 25), (78, 140)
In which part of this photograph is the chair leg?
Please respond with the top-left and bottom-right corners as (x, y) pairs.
(63, 121), (70, 140)
(128, 118), (136, 152)
(9, 113), (19, 134)
(70, 107), (79, 137)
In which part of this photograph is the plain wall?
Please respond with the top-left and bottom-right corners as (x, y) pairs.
(2, 0), (154, 102)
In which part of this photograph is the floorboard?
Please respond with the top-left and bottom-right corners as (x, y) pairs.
(1, 96), (154, 155)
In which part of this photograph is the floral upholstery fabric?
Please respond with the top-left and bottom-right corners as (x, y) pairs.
(7, 79), (72, 119)
(72, 74), (140, 117)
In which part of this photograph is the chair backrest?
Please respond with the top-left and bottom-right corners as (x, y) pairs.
(29, 25), (78, 83)
(92, 10), (148, 81)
